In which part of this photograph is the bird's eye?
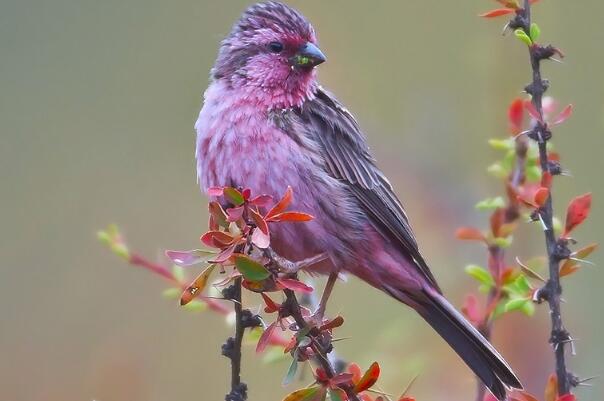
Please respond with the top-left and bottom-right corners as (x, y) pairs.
(268, 41), (284, 53)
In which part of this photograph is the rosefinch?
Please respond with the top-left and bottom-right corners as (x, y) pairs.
(195, 2), (521, 399)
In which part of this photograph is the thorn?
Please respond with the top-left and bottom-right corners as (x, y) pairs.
(514, 129), (531, 140)
(501, 22), (511, 35)
(570, 257), (595, 266)
(549, 57), (564, 64)
(560, 169), (573, 177)
(538, 213), (548, 231)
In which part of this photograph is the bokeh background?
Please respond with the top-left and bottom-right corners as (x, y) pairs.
(1, 1), (603, 400)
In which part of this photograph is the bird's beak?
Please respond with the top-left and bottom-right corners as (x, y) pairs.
(289, 42), (326, 69)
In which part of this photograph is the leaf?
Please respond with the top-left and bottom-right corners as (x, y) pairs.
(524, 100), (543, 122)
(511, 390), (540, 401)
(226, 206), (244, 222)
(455, 227), (486, 242)
(552, 104), (573, 126)
(282, 387), (324, 401)
(545, 374), (558, 401)
(209, 201), (229, 228)
(559, 262), (580, 278)
(250, 207), (269, 234)
(200, 231), (235, 248)
(557, 395), (576, 401)
(504, 298), (530, 313)
(476, 197), (506, 211)
(283, 350), (299, 386)
(266, 186), (293, 220)
(162, 287), (181, 300)
(165, 249), (215, 267)
(267, 212), (314, 223)
(223, 187), (245, 206)
(517, 257), (546, 283)
(465, 265), (495, 287)
(564, 193), (592, 236)
(256, 321), (278, 353)
(515, 29), (533, 46)
(573, 243), (598, 259)
(277, 278), (314, 293)
(508, 98), (525, 134)
(234, 254), (271, 281)
(319, 316), (345, 331)
(210, 243), (237, 264)
(479, 8), (515, 18)
(261, 293), (280, 313)
(353, 362), (380, 394)
(251, 227), (271, 249)
(530, 22), (541, 42)
(182, 299), (207, 312)
(250, 194), (274, 208)
(207, 187), (224, 197)
(180, 264), (216, 306)
(328, 389), (346, 401)
(534, 187), (550, 207)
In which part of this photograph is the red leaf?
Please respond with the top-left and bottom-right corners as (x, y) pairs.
(261, 293), (280, 313)
(329, 372), (354, 386)
(200, 231), (235, 248)
(266, 186), (293, 220)
(552, 104), (573, 126)
(250, 194), (274, 208)
(564, 193), (592, 236)
(209, 243), (237, 263)
(251, 228), (271, 249)
(267, 212), (314, 223)
(545, 374), (558, 401)
(479, 8), (515, 18)
(319, 316), (345, 331)
(209, 201), (228, 228)
(524, 100), (543, 122)
(541, 171), (553, 189)
(353, 362), (380, 394)
(508, 98), (525, 134)
(256, 321), (278, 353)
(490, 208), (505, 237)
(455, 227), (486, 242)
(207, 187), (224, 197)
(511, 390), (540, 401)
(534, 187), (550, 207)
(242, 188), (251, 200)
(559, 262), (579, 278)
(277, 278), (314, 293)
(226, 206), (244, 222)
(557, 394), (576, 401)
(250, 207), (269, 234)
(462, 294), (482, 324)
(348, 363), (363, 383)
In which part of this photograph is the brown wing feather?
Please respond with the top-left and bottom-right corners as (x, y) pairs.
(298, 88), (441, 292)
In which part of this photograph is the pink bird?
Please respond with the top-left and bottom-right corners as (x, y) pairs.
(195, 2), (521, 399)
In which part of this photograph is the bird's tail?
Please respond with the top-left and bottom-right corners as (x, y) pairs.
(388, 287), (522, 400)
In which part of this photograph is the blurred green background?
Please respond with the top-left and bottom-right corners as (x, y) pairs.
(1, 1), (603, 400)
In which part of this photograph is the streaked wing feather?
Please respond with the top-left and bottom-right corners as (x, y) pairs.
(300, 88), (440, 292)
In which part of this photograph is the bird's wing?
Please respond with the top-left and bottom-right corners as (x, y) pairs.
(297, 87), (441, 292)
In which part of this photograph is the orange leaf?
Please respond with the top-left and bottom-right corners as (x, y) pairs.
(534, 187), (550, 207)
(508, 98), (525, 134)
(455, 227), (486, 242)
(266, 186), (293, 220)
(353, 362), (380, 394)
(267, 211), (314, 223)
(256, 321), (278, 353)
(573, 243), (598, 259)
(200, 230), (235, 248)
(559, 262), (580, 278)
(479, 8), (515, 18)
(180, 264), (216, 306)
(545, 374), (558, 401)
(564, 193), (592, 236)
(348, 363), (363, 383)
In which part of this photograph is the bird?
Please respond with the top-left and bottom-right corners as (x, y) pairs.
(194, 2), (522, 399)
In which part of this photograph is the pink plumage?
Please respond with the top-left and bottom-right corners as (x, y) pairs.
(195, 2), (521, 399)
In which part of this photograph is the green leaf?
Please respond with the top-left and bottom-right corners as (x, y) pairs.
(234, 255), (271, 281)
(488, 138), (514, 151)
(530, 23), (541, 42)
(328, 389), (345, 401)
(283, 350), (299, 385)
(162, 287), (181, 300)
(487, 162), (508, 179)
(504, 298), (529, 313)
(476, 197), (506, 211)
(552, 216), (562, 236)
(465, 265), (495, 287)
(526, 165), (542, 182)
(172, 265), (185, 282)
(224, 187), (245, 206)
(514, 29), (533, 46)
(182, 299), (207, 312)
(492, 236), (513, 249)
(521, 300), (536, 316)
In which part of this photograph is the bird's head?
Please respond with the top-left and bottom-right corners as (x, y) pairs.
(212, 2), (325, 105)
